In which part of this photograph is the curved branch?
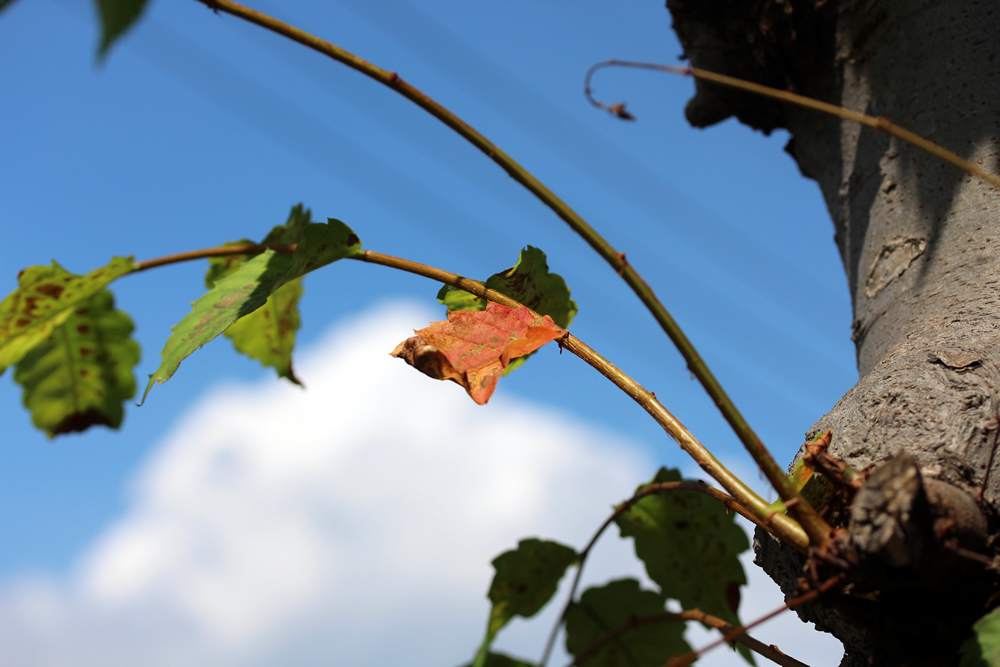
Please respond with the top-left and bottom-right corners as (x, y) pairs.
(584, 59), (1000, 190)
(564, 609), (809, 667)
(193, 0), (829, 546)
(539, 481), (780, 667)
(358, 249), (808, 550)
(129, 241), (808, 549)
(133, 242), (295, 272)
(664, 574), (846, 667)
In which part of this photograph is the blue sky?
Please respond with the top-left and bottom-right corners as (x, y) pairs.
(0, 1), (855, 664)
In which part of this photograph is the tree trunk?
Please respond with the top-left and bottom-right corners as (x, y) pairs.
(667, 0), (1000, 664)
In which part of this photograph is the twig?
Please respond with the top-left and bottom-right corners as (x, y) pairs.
(128, 241), (808, 549)
(192, 0), (830, 547)
(133, 242), (295, 272)
(663, 574), (846, 667)
(539, 481), (774, 667)
(584, 59), (1000, 191)
(357, 249), (809, 549)
(563, 609), (809, 667)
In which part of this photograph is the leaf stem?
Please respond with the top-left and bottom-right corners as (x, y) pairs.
(539, 481), (781, 667)
(585, 59), (1000, 191)
(564, 609), (809, 667)
(193, 0), (827, 545)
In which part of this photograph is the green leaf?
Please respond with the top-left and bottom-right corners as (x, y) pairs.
(565, 578), (690, 667)
(0, 257), (136, 374)
(200, 206), (315, 384)
(472, 538), (577, 667)
(14, 288), (140, 437)
(615, 468), (750, 628)
(261, 202), (312, 245)
(222, 278), (304, 384)
(460, 652), (535, 667)
(94, 0), (150, 61)
(144, 218), (361, 400)
(962, 607), (1000, 666)
(437, 283), (488, 313)
(439, 246), (576, 376)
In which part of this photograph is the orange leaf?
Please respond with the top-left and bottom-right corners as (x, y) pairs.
(391, 302), (563, 405)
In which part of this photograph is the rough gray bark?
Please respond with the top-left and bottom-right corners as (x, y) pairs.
(668, 0), (1000, 664)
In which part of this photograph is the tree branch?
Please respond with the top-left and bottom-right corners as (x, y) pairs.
(564, 608), (809, 667)
(664, 574), (846, 667)
(584, 59), (1000, 190)
(129, 241), (809, 549)
(133, 242), (295, 272)
(357, 249), (808, 550)
(193, 0), (829, 546)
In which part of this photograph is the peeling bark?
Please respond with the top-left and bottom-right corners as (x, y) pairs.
(668, 0), (1000, 664)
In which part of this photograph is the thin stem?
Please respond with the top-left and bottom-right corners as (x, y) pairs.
(130, 241), (808, 549)
(663, 574), (846, 667)
(585, 59), (1000, 191)
(564, 609), (809, 667)
(358, 249), (808, 550)
(133, 242), (295, 272)
(194, 0), (827, 545)
(539, 481), (780, 667)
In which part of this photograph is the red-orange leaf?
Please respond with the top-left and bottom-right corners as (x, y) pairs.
(391, 302), (563, 405)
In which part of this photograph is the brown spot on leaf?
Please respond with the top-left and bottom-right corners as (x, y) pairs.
(79, 347), (93, 357)
(77, 324), (91, 335)
(15, 317), (30, 328)
(35, 283), (65, 299)
(346, 233), (360, 247)
(51, 408), (114, 435)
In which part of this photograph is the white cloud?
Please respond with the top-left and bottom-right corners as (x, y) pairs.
(0, 302), (842, 667)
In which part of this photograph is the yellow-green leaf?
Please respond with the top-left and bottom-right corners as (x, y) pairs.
(14, 288), (140, 436)
(0, 257), (135, 374)
(144, 218), (360, 400)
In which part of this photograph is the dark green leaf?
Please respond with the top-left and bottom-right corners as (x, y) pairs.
(14, 288), (140, 436)
(144, 218), (361, 400)
(0, 0), (20, 15)
(94, 0), (149, 61)
(261, 202), (312, 245)
(472, 538), (577, 667)
(0, 257), (136, 374)
(961, 607), (1000, 666)
(459, 651), (536, 667)
(565, 578), (690, 667)
(439, 246), (576, 376)
(615, 468), (749, 628)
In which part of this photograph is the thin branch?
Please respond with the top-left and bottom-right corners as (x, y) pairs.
(564, 609), (809, 667)
(663, 574), (846, 667)
(130, 241), (809, 549)
(539, 481), (781, 667)
(193, 0), (829, 547)
(358, 249), (809, 549)
(584, 59), (1000, 191)
(133, 242), (295, 272)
